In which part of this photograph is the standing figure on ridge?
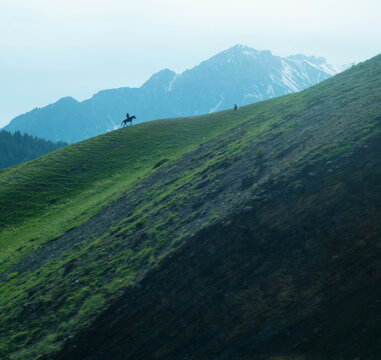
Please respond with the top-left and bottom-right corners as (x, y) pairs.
(233, 104), (239, 111)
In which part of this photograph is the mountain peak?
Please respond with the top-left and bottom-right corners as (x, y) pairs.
(55, 96), (78, 104)
(142, 68), (177, 88)
(223, 44), (272, 57)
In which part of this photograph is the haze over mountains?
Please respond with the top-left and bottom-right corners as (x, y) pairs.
(4, 45), (345, 144)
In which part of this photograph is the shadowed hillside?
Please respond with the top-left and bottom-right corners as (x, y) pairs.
(0, 54), (380, 359)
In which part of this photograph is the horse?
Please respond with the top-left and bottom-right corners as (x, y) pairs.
(121, 114), (136, 127)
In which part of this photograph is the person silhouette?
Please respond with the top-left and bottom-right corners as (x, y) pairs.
(121, 113), (136, 127)
(233, 104), (238, 111)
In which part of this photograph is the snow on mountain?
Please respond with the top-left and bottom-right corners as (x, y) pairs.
(4, 44), (345, 143)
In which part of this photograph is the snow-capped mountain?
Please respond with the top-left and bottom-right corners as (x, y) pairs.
(4, 45), (346, 143)
(163, 45), (344, 115)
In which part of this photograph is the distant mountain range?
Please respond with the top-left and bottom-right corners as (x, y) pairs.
(3, 44), (347, 143)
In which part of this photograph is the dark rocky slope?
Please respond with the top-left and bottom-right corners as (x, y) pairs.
(48, 59), (381, 358)
(51, 133), (381, 360)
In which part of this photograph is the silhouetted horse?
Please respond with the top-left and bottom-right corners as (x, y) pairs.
(121, 113), (136, 127)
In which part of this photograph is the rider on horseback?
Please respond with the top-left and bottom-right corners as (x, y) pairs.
(121, 112), (136, 127)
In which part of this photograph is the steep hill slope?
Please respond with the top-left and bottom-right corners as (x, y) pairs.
(0, 54), (380, 360)
(0, 130), (67, 169)
(3, 45), (342, 143)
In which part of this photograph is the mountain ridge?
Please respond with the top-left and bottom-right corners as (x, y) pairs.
(3, 44), (345, 143)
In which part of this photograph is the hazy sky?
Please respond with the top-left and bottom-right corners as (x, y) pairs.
(1, 0), (380, 128)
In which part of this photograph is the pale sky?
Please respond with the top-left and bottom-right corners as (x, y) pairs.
(1, 0), (380, 128)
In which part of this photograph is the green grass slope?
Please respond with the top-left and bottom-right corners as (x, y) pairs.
(0, 54), (380, 359)
(0, 107), (258, 270)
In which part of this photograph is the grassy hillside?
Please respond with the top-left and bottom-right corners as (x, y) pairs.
(0, 106), (262, 271)
(0, 54), (380, 359)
